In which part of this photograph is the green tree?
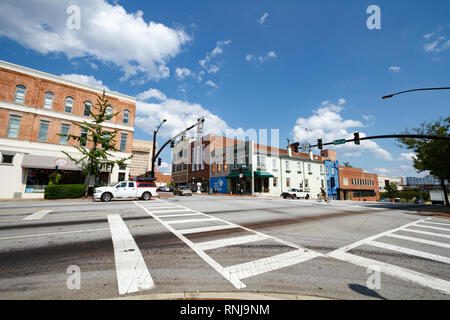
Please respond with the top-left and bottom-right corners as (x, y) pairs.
(397, 117), (450, 206)
(59, 91), (133, 195)
(343, 161), (353, 168)
(385, 182), (400, 199)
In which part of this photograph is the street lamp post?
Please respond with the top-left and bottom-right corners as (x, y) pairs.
(382, 87), (450, 99)
(150, 119), (167, 180)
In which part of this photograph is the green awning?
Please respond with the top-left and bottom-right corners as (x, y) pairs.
(226, 171), (252, 179)
(254, 171), (274, 178)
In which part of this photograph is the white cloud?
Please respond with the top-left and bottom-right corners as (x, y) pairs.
(398, 152), (416, 162)
(199, 40), (231, 74)
(423, 26), (450, 53)
(291, 100), (393, 161)
(258, 13), (269, 25)
(136, 88), (167, 101)
(60, 73), (109, 90)
(0, 0), (191, 82)
(175, 67), (192, 80)
(245, 51), (277, 64)
(135, 90), (244, 140)
(389, 66), (401, 73)
(338, 98), (346, 105)
(205, 80), (219, 88)
(158, 161), (171, 174)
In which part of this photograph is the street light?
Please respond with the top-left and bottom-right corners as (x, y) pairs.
(150, 119), (167, 180)
(382, 87), (450, 99)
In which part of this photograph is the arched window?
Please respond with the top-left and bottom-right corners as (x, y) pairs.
(106, 105), (113, 120)
(84, 101), (92, 117)
(14, 85), (27, 104)
(43, 91), (54, 109)
(64, 97), (74, 113)
(123, 109), (129, 124)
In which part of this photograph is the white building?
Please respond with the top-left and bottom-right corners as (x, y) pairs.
(378, 175), (404, 192)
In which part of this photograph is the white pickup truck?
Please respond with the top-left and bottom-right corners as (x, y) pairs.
(281, 188), (311, 200)
(94, 181), (158, 202)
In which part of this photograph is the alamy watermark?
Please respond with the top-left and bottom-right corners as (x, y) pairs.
(366, 5), (381, 30)
(66, 5), (81, 30)
(366, 265), (381, 290)
(66, 265), (81, 290)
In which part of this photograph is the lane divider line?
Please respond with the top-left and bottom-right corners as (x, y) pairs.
(22, 210), (53, 221)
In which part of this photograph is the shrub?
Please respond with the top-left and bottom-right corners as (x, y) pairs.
(44, 184), (86, 199)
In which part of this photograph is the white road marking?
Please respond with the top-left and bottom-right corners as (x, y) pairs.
(0, 228), (109, 241)
(224, 249), (322, 280)
(107, 214), (154, 295)
(166, 217), (216, 225)
(148, 209), (193, 213)
(421, 221), (450, 227)
(328, 251), (450, 295)
(22, 210), (53, 220)
(134, 200), (323, 290)
(157, 213), (204, 218)
(178, 224), (237, 235)
(196, 234), (268, 251)
(412, 224), (450, 232)
(402, 228), (450, 239)
(385, 233), (450, 249)
(328, 217), (450, 295)
(365, 240), (450, 264)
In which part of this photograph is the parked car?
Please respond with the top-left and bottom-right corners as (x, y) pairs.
(281, 188), (310, 200)
(414, 199), (424, 204)
(93, 181), (157, 202)
(377, 198), (391, 202)
(174, 186), (193, 196)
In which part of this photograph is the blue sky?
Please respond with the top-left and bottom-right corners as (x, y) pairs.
(0, 0), (449, 176)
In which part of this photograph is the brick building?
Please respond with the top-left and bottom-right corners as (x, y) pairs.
(338, 166), (380, 201)
(0, 60), (135, 199)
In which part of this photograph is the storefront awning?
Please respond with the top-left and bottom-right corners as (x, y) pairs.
(21, 155), (82, 171)
(254, 171), (274, 178)
(226, 171), (253, 179)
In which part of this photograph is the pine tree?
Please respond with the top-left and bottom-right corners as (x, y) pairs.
(59, 90), (133, 195)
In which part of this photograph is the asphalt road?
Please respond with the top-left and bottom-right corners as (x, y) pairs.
(0, 195), (449, 300)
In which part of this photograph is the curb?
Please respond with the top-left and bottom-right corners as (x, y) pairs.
(105, 291), (334, 300)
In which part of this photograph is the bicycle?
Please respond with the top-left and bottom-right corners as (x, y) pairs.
(317, 193), (330, 203)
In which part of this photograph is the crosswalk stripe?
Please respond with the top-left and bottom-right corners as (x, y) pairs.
(328, 251), (450, 295)
(422, 221), (450, 227)
(148, 209), (192, 213)
(196, 234), (268, 251)
(402, 228), (450, 239)
(224, 249), (322, 280)
(365, 240), (450, 264)
(178, 224), (237, 235)
(385, 233), (450, 249)
(22, 210), (52, 220)
(413, 224), (450, 232)
(166, 218), (216, 225)
(107, 214), (154, 295)
(157, 213), (204, 218)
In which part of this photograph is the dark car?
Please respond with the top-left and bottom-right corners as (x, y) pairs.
(414, 199), (424, 204)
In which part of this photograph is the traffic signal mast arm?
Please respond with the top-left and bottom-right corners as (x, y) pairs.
(308, 134), (450, 149)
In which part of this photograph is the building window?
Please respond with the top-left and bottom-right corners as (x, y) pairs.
(308, 163), (312, 172)
(43, 91), (54, 109)
(60, 123), (70, 144)
(38, 120), (50, 142)
(321, 179), (324, 188)
(257, 155), (266, 168)
(84, 101), (92, 117)
(217, 164), (221, 172)
(286, 178), (290, 187)
(297, 162), (302, 172)
(106, 106), (113, 120)
(285, 161), (290, 171)
(64, 97), (74, 113)
(14, 85), (26, 104)
(1, 154), (14, 164)
(123, 110), (129, 124)
(343, 178), (349, 186)
(120, 133), (127, 151)
(7, 114), (22, 138)
(212, 163), (215, 173)
(80, 128), (88, 146)
(224, 161), (228, 171)
(273, 158), (278, 170)
(273, 177), (278, 187)
(305, 179), (309, 188)
(332, 167), (335, 175)
(320, 165), (324, 174)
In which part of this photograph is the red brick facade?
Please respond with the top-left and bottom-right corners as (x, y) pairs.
(338, 166), (380, 201)
(0, 65), (135, 152)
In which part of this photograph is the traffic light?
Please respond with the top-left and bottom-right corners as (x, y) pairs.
(354, 132), (360, 145)
(170, 140), (175, 148)
(291, 142), (299, 153)
(157, 158), (162, 166)
(317, 139), (323, 150)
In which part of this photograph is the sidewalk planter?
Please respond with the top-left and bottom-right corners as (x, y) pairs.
(44, 184), (86, 199)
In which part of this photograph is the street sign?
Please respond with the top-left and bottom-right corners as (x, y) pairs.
(333, 139), (346, 145)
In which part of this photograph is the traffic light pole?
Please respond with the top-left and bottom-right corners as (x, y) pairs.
(149, 118), (205, 180)
(308, 134), (450, 150)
